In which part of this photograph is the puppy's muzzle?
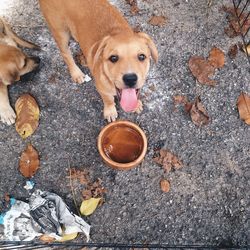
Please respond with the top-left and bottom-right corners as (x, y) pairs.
(123, 73), (138, 88)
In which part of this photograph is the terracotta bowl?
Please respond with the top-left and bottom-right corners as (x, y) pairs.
(97, 120), (147, 170)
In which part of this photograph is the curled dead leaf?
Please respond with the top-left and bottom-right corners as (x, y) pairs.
(153, 149), (183, 172)
(237, 92), (250, 125)
(160, 179), (170, 193)
(208, 47), (225, 68)
(19, 143), (39, 178)
(188, 56), (216, 86)
(189, 97), (210, 127)
(148, 15), (167, 27)
(15, 94), (40, 139)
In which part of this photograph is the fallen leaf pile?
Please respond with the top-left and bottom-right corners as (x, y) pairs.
(69, 167), (90, 185)
(222, 5), (250, 38)
(82, 178), (107, 200)
(125, 0), (139, 15)
(160, 179), (170, 193)
(68, 168), (106, 215)
(188, 47), (225, 86)
(19, 143), (39, 178)
(148, 15), (167, 27)
(237, 92), (250, 125)
(153, 149), (183, 173)
(15, 94), (40, 139)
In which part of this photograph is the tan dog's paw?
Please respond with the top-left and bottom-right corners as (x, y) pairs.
(133, 100), (143, 114)
(70, 66), (86, 84)
(0, 105), (16, 125)
(104, 106), (118, 122)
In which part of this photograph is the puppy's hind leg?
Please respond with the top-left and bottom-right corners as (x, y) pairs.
(49, 28), (85, 84)
(0, 83), (16, 125)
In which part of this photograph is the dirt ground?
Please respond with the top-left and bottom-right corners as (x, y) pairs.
(0, 0), (249, 248)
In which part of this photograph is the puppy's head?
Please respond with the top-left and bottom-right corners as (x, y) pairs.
(92, 32), (158, 111)
(0, 44), (40, 85)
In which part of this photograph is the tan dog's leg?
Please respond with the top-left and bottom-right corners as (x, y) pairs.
(53, 30), (85, 83)
(0, 83), (16, 125)
(100, 93), (118, 122)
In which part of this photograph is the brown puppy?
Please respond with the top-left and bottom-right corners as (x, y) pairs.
(39, 0), (158, 122)
(0, 18), (40, 125)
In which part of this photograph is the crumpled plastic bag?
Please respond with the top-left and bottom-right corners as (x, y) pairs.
(0, 190), (90, 242)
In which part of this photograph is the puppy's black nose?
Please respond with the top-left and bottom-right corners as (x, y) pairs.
(123, 73), (138, 88)
(30, 56), (41, 64)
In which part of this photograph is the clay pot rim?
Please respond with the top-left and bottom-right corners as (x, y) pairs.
(97, 120), (147, 170)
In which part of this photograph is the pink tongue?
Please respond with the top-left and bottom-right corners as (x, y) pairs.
(120, 88), (138, 112)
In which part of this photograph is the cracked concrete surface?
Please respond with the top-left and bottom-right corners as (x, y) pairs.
(0, 0), (249, 247)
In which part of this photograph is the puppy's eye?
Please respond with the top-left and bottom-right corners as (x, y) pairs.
(138, 54), (146, 61)
(109, 55), (119, 63)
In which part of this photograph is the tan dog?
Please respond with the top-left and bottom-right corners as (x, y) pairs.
(0, 18), (40, 125)
(39, 0), (158, 122)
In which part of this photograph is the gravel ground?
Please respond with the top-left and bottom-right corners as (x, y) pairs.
(0, 0), (249, 248)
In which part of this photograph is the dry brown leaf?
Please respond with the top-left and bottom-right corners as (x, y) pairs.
(15, 94), (40, 139)
(188, 97), (210, 126)
(68, 168), (90, 185)
(125, 0), (139, 15)
(237, 92), (250, 125)
(222, 5), (250, 38)
(228, 44), (238, 59)
(19, 143), (39, 178)
(160, 179), (170, 193)
(208, 47), (225, 68)
(153, 149), (183, 172)
(148, 15), (167, 27)
(188, 56), (216, 86)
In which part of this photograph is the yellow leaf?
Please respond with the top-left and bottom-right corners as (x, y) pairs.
(15, 94), (40, 139)
(57, 232), (78, 242)
(80, 197), (101, 216)
(242, 44), (250, 55)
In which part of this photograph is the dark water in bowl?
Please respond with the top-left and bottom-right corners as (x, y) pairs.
(102, 126), (143, 163)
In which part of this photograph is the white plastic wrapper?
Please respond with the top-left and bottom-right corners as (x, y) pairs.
(0, 190), (90, 241)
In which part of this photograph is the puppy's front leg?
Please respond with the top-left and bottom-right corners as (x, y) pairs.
(100, 93), (118, 122)
(0, 83), (16, 125)
(52, 30), (85, 84)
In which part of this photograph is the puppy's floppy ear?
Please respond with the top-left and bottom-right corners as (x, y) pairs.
(137, 32), (158, 63)
(89, 35), (111, 69)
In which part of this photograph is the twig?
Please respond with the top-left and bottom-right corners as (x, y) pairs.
(68, 160), (81, 217)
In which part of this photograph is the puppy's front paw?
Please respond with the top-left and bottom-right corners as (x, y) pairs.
(104, 106), (118, 122)
(133, 100), (143, 114)
(70, 66), (85, 84)
(0, 105), (16, 125)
